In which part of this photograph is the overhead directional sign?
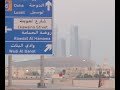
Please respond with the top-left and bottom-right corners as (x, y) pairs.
(5, 0), (53, 54)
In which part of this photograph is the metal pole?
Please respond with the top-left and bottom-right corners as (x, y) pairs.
(98, 67), (102, 88)
(39, 55), (45, 88)
(17, 68), (18, 79)
(109, 69), (110, 78)
(8, 55), (12, 87)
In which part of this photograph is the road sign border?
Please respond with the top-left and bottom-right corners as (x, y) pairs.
(5, 0), (53, 55)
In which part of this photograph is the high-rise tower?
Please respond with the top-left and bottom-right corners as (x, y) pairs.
(79, 39), (91, 60)
(53, 26), (58, 56)
(70, 25), (79, 56)
(56, 38), (66, 57)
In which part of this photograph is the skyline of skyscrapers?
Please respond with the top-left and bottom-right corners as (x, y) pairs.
(53, 25), (91, 60)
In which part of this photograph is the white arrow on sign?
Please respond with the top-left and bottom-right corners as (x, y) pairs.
(5, 26), (12, 33)
(44, 44), (52, 52)
(45, 0), (52, 11)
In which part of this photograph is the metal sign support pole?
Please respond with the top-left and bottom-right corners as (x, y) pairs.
(38, 55), (45, 88)
(40, 55), (44, 87)
(8, 55), (12, 87)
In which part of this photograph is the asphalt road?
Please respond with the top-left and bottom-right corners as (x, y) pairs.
(5, 80), (115, 90)
(5, 87), (115, 90)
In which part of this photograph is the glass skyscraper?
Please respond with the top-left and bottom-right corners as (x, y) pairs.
(79, 39), (91, 60)
(53, 26), (66, 57)
(70, 25), (79, 56)
(70, 25), (91, 60)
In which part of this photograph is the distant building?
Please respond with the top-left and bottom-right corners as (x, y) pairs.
(53, 26), (58, 56)
(5, 57), (115, 78)
(57, 38), (66, 57)
(10, 57), (95, 78)
(79, 39), (91, 60)
(69, 25), (91, 60)
(70, 25), (79, 56)
(53, 26), (66, 57)
(13, 57), (95, 68)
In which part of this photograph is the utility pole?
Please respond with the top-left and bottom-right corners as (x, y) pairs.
(8, 55), (12, 87)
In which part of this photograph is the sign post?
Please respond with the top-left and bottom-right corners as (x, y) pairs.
(8, 55), (12, 87)
(37, 55), (45, 88)
(5, 0), (53, 88)
(40, 55), (45, 88)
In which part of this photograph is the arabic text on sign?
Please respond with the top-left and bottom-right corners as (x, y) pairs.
(14, 18), (52, 30)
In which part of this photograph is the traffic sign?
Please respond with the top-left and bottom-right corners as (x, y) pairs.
(5, 0), (53, 54)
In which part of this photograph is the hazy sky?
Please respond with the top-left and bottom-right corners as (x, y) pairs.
(5, 0), (115, 67)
